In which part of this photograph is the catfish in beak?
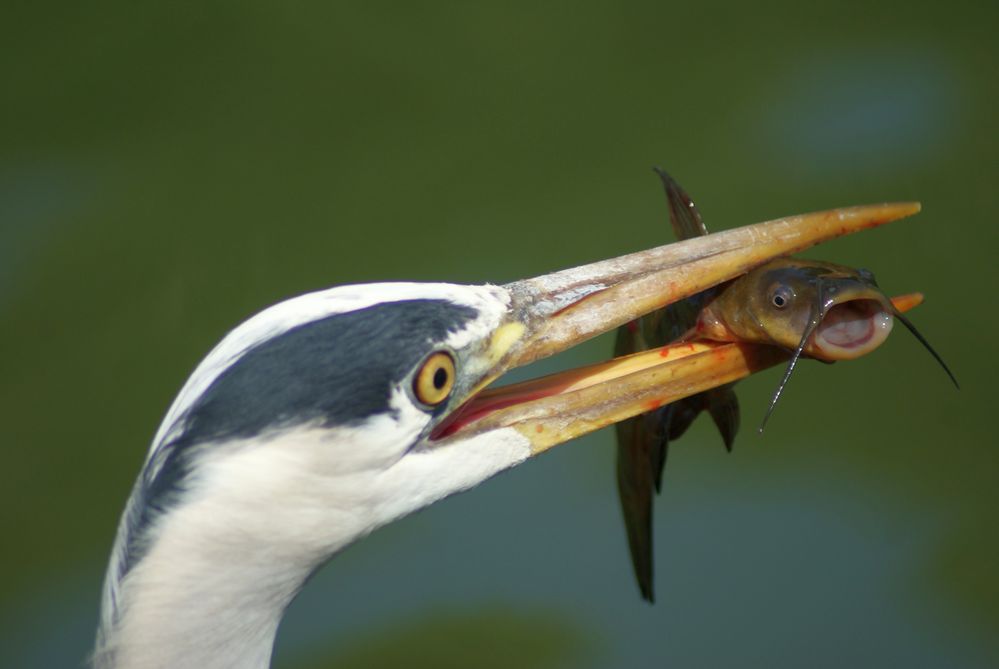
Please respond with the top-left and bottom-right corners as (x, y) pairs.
(696, 258), (959, 430)
(614, 169), (958, 603)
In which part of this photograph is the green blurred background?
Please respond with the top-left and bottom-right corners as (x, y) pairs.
(2, 1), (997, 667)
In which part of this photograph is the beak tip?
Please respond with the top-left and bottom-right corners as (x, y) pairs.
(876, 201), (921, 222)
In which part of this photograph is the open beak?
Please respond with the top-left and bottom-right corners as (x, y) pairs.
(432, 202), (921, 453)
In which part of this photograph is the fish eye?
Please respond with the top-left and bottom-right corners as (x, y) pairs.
(413, 351), (456, 406)
(769, 285), (793, 309)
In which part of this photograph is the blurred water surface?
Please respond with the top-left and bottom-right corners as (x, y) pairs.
(2, 1), (996, 667)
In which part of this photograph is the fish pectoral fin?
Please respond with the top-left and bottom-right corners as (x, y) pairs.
(705, 385), (741, 452)
(655, 401), (700, 492)
(662, 399), (700, 441)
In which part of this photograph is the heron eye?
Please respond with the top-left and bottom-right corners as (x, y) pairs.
(770, 286), (792, 309)
(414, 352), (456, 406)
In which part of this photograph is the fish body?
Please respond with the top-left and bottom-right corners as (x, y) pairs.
(615, 170), (956, 602)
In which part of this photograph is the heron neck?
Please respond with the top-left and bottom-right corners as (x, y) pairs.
(95, 481), (326, 669)
(97, 418), (534, 668)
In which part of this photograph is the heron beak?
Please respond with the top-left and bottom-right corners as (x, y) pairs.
(432, 202), (922, 453)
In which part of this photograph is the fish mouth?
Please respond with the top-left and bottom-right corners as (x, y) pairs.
(812, 298), (894, 359)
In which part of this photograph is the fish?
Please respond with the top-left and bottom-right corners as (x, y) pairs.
(615, 169), (958, 602)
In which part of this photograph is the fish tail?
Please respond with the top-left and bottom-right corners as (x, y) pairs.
(615, 417), (657, 603)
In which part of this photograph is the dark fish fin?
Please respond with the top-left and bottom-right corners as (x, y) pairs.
(614, 318), (659, 601)
(649, 405), (681, 492)
(615, 415), (658, 603)
(652, 398), (701, 491)
(705, 384), (740, 452)
(653, 167), (709, 240)
(663, 399), (701, 442)
(653, 433), (670, 494)
(893, 311), (960, 389)
(647, 168), (715, 341)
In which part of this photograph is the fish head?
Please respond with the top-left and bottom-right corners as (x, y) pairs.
(761, 259), (895, 361)
(723, 258), (895, 361)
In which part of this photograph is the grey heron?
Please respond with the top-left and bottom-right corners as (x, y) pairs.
(92, 201), (920, 668)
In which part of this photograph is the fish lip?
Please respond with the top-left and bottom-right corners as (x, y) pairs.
(812, 299), (894, 359)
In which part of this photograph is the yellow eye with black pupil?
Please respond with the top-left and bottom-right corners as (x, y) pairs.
(414, 352), (456, 406)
